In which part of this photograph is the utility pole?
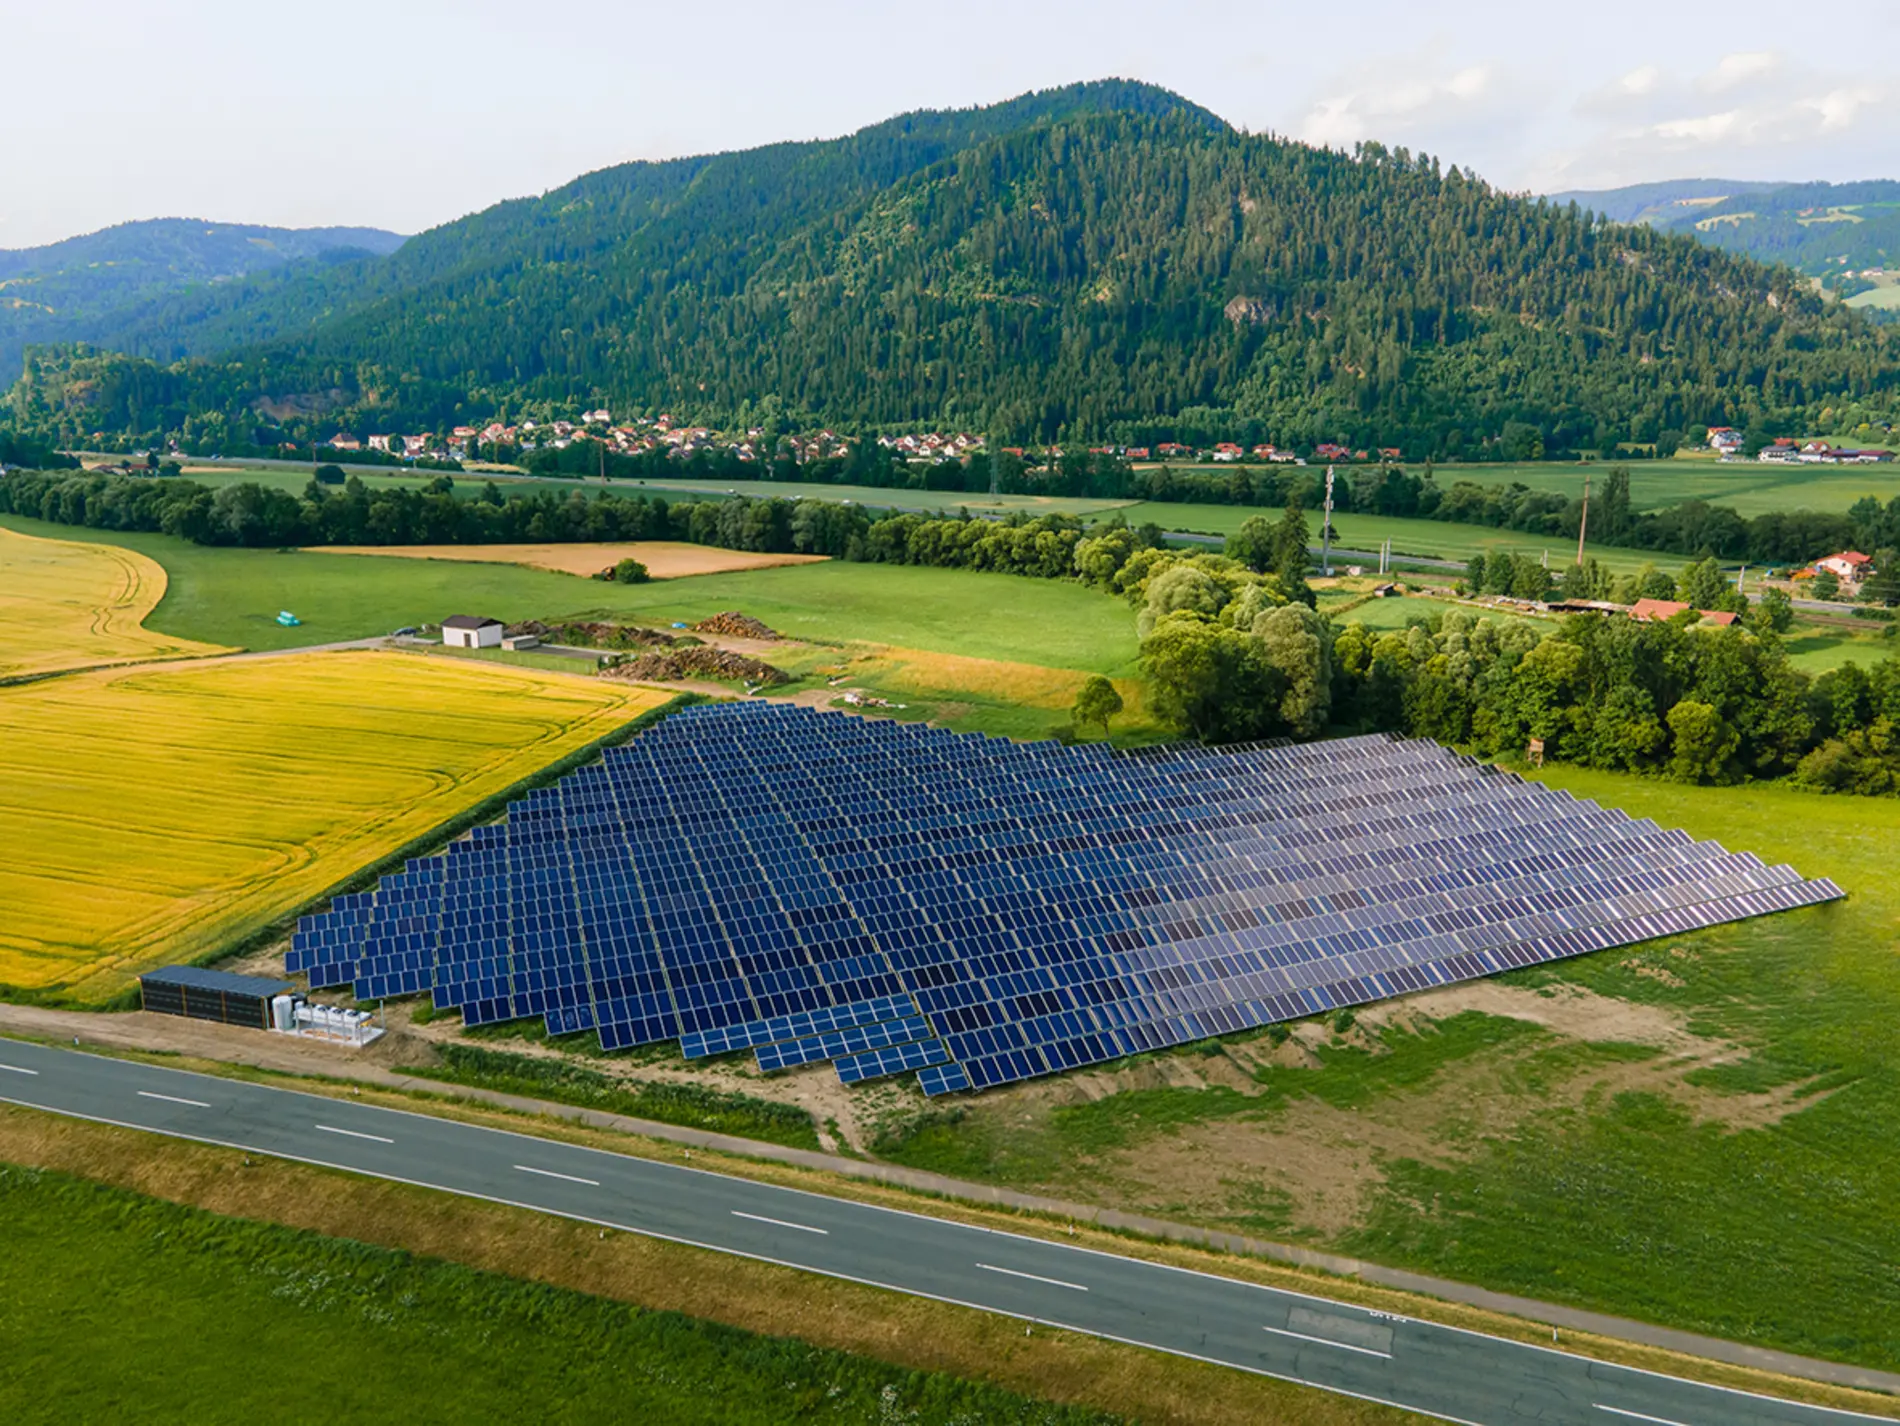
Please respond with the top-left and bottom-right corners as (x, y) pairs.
(1321, 466), (1336, 576)
(1576, 473), (1590, 567)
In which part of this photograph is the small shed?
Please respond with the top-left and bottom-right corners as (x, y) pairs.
(442, 614), (504, 649)
(139, 965), (294, 1031)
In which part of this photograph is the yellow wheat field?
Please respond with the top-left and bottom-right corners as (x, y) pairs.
(0, 525), (229, 679)
(0, 650), (667, 1000)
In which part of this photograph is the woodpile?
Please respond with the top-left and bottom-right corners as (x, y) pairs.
(692, 611), (781, 641)
(603, 647), (788, 686)
(506, 619), (678, 649)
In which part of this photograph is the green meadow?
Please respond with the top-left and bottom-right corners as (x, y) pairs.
(0, 514), (1140, 674)
(0, 1165), (1113, 1426)
(1115, 502), (1681, 573)
(1415, 458), (1899, 518)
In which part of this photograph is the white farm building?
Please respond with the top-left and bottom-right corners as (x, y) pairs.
(441, 615), (504, 649)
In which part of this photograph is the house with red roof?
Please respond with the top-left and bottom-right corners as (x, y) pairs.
(1816, 551), (1873, 584)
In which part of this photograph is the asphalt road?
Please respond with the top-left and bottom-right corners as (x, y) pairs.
(0, 1039), (1885, 1426)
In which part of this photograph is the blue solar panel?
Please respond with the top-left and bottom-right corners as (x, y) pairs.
(296, 701), (1844, 1095)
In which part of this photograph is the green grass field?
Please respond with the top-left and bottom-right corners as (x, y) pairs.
(1409, 458), (1899, 517)
(0, 1163), (1113, 1426)
(1845, 275), (1900, 312)
(874, 767), (1900, 1373)
(629, 476), (1132, 519)
(1115, 502), (1680, 574)
(104, 449), (1900, 531)
(0, 515), (1139, 674)
(121, 457), (1900, 567)
(1330, 593), (1540, 632)
(1778, 624), (1898, 672)
(151, 461), (1136, 519)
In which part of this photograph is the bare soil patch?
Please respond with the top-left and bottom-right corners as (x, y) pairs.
(307, 542), (828, 579)
(955, 977), (1840, 1245)
(1358, 978), (1705, 1055)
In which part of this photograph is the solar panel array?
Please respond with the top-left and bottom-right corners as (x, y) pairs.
(290, 701), (1842, 1096)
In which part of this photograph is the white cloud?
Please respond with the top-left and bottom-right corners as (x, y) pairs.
(1446, 66), (1489, 101)
(1296, 58), (1499, 149)
(1530, 51), (1893, 190)
(1808, 86), (1879, 131)
(1700, 50), (1779, 93)
(1649, 110), (1744, 143)
(1619, 65), (1662, 97)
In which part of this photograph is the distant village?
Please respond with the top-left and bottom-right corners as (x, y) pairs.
(1706, 427), (1894, 464)
(293, 411), (1896, 470)
(309, 409), (1414, 468)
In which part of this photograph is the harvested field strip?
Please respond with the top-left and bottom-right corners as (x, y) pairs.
(0, 650), (665, 1001)
(308, 541), (828, 579)
(0, 525), (228, 679)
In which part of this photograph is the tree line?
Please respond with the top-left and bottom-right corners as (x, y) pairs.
(0, 468), (1118, 580)
(0, 429), (77, 471)
(474, 443), (1900, 571)
(9, 459), (1898, 607)
(1133, 535), (1900, 796)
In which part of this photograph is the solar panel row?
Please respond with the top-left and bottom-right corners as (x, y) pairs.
(290, 702), (1842, 1096)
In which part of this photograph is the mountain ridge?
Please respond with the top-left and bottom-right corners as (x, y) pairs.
(0, 217), (407, 383)
(10, 83), (1897, 455)
(1548, 177), (1900, 280)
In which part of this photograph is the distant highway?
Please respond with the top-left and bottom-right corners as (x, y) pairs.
(0, 1040), (1886, 1426)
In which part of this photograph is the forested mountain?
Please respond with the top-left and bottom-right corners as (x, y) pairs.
(12, 82), (1898, 457)
(1553, 178), (1900, 279)
(0, 219), (406, 382)
(1548, 179), (1787, 227)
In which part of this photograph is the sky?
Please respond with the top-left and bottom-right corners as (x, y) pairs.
(5, 0), (1896, 249)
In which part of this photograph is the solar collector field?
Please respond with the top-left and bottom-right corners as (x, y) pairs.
(291, 702), (1842, 1096)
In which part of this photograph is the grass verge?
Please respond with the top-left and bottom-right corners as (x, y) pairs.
(0, 1159), (1122, 1426)
(413, 1041), (822, 1151)
(0, 1106), (1422, 1426)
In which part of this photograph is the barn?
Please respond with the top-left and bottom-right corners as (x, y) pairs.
(441, 615), (504, 649)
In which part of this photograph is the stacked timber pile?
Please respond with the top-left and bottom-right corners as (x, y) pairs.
(693, 611), (781, 641)
(604, 647), (788, 686)
(507, 619), (679, 649)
